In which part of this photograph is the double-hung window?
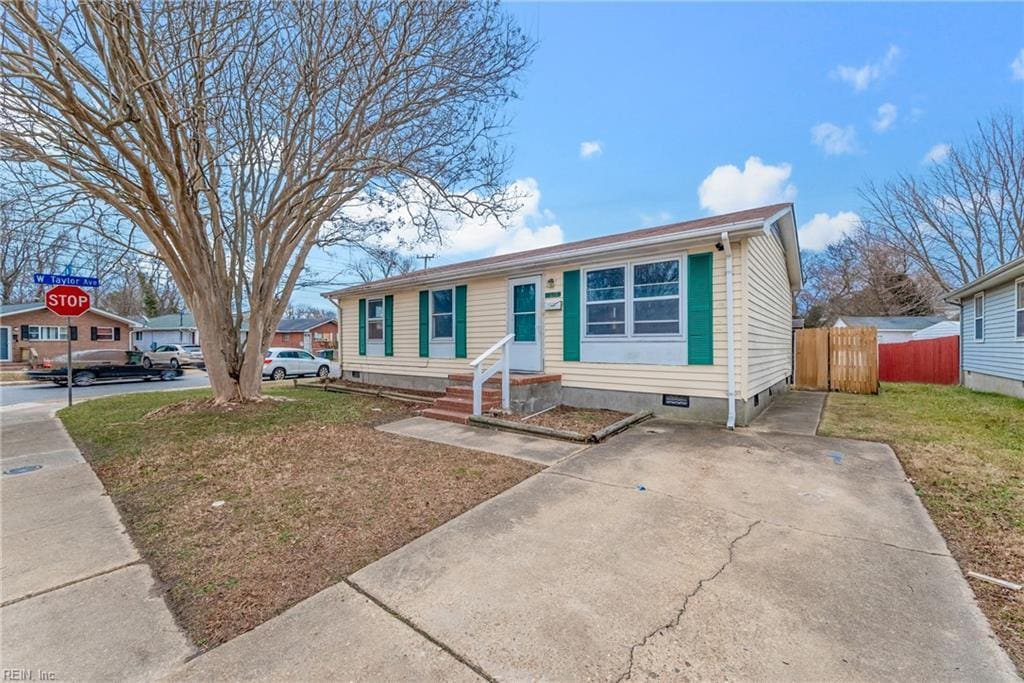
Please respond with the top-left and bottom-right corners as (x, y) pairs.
(632, 260), (681, 335)
(973, 292), (984, 341)
(431, 288), (454, 339)
(1016, 278), (1024, 339)
(366, 298), (385, 342)
(585, 267), (627, 336)
(95, 326), (114, 341)
(585, 258), (682, 337)
(28, 325), (67, 341)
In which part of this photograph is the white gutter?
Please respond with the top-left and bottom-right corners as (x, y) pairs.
(721, 231), (736, 430)
(323, 217), (771, 299)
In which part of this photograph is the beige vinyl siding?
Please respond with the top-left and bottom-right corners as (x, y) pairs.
(743, 230), (793, 397)
(337, 238), (788, 401)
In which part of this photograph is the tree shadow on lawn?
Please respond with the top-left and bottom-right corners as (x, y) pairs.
(60, 388), (542, 649)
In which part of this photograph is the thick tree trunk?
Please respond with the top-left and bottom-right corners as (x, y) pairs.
(190, 296), (268, 403)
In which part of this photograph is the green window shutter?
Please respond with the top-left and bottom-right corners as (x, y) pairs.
(563, 270), (580, 361)
(358, 298), (366, 356)
(384, 295), (394, 357)
(687, 253), (713, 365)
(455, 285), (468, 358)
(418, 290), (429, 357)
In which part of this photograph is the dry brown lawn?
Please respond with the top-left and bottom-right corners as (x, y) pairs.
(60, 388), (540, 649)
(819, 383), (1023, 669)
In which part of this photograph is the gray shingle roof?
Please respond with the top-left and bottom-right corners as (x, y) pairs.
(838, 315), (947, 331)
(0, 302), (46, 316)
(276, 317), (334, 332)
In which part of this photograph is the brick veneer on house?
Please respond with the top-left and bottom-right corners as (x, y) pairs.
(1, 308), (132, 364)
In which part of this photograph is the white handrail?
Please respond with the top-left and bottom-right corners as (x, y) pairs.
(470, 333), (514, 415)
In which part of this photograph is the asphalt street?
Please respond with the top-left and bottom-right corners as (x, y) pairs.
(0, 370), (212, 408)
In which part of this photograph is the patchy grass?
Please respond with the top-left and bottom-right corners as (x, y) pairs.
(59, 387), (540, 649)
(819, 383), (1024, 668)
(516, 406), (632, 436)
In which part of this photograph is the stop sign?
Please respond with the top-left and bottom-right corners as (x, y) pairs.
(45, 285), (91, 317)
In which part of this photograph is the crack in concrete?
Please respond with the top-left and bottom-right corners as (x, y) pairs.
(614, 520), (761, 682)
(1, 559), (142, 608)
(543, 470), (951, 560)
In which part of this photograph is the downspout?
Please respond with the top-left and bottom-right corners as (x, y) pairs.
(721, 232), (736, 430)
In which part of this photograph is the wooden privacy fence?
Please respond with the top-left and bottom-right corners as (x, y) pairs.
(795, 327), (879, 394)
(878, 336), (959, 385)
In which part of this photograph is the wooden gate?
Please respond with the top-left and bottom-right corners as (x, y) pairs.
(794, 327), (878, 394)
(794, 328), (829, 390)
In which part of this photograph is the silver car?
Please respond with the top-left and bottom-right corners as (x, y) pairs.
(262, 347), (331, 380)
(142, 344), (203, 369)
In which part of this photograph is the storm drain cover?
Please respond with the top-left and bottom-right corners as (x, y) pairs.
(3, 464), (43, 476)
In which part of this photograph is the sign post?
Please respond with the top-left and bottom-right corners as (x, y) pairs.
(44, 285), (92, 407)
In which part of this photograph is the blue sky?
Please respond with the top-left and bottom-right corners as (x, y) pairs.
(295, 2), (1023, 305)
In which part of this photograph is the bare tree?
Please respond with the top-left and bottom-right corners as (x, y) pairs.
(860, 113), (1024, 290)
(351, 245), (417, 283)
(1, 0), (531, 402)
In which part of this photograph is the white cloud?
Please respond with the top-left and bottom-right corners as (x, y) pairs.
(832, 45), (901, 92)
(872, 103), (898, 132)
(1011, 49), (1024, 81)
(799, 211), (861, 251)
(697, 156), (797, 215)
(579, 140), (603, 159)
(922, 143), (951, 165)
(349, 177), (564, 259)
(811, 122), (859, 155)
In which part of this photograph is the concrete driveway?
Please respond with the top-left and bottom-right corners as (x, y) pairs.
(350, 418), (1017, 681)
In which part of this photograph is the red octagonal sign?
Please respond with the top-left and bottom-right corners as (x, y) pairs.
(45, 285), (91, 317)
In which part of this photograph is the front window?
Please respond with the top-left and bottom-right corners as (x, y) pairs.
(27, 325), (67, 341)
(974, 293), (984, 341)
(367, 298), (384, 341)
(134, 331), (143, 341)
(586, 266), (626, 336)
(431, 288), (454, 339)
(632, 260), (681, 335)
(95, 326), (114, 341)
(1016, 279), (1023, 338)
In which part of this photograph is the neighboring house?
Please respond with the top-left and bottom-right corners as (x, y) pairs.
(323, 204), (802, 427)
(272, 317), (338, 353)
(0, 302), (136, 365)
(945, 256), (1024, 399)
(833, 315), (948, 344)
(131, 312), (199, 349)
(910, 320), (960, 341)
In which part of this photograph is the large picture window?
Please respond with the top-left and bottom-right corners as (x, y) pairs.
(633, 260), (680, 335)
(586, 266), (626, 336)
(585, 259), (682, 338)
(27, 325), (67, 341)
(367, 298), (384, 341)
(431, 288), (454, 339)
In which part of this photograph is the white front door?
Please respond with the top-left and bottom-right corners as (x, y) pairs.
(507, 276), (543, 372)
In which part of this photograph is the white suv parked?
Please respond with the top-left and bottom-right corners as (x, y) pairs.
(262, 347), (331, 380)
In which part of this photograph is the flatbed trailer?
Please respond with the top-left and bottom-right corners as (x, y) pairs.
(27, 364), (183, 387)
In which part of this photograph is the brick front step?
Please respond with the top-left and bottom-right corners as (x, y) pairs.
(435, 397), (498, 413)
(447, 372), (561, 386)
(445, 385), (502, 401)
(420, 408), (470, 425)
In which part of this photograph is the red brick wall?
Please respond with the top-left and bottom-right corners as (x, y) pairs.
(1, 309), (131, 365)
(271, 321), (338, 352)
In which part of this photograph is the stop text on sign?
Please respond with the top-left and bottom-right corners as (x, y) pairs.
(45, 285), (91, 317)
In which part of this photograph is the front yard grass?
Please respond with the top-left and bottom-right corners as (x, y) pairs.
(819, 383), (1023, 668)
(59, 387), (541, 649)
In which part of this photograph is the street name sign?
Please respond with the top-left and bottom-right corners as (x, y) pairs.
(33, 273), (101, 288)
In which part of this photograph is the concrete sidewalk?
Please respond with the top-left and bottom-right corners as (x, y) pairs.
(0, 402), (193, 680)
(747, 389), (826, 435)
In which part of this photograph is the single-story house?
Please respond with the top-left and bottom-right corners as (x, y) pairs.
(131, 312), (200, 349)
(945, 256), (1024, 399)
(833, 315), (948, 344)
(910, 320), (960, 341)
(323, 203), (802, 427)
(272, 317), (338, 353)
(0, 302), (137, 365)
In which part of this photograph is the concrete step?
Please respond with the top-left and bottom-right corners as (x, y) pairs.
(435, 397), (498, 413)
(446, 386), (502, 401)
(420, 408), (470, 425)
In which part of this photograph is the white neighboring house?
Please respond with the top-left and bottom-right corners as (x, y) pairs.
(833, 315), (948, 344)
(910, 320), (960, 341)
(132, 312), (199, 349)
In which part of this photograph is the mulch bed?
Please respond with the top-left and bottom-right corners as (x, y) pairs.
(66, 391), (539, 650)
(512, 406), (632, 436)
